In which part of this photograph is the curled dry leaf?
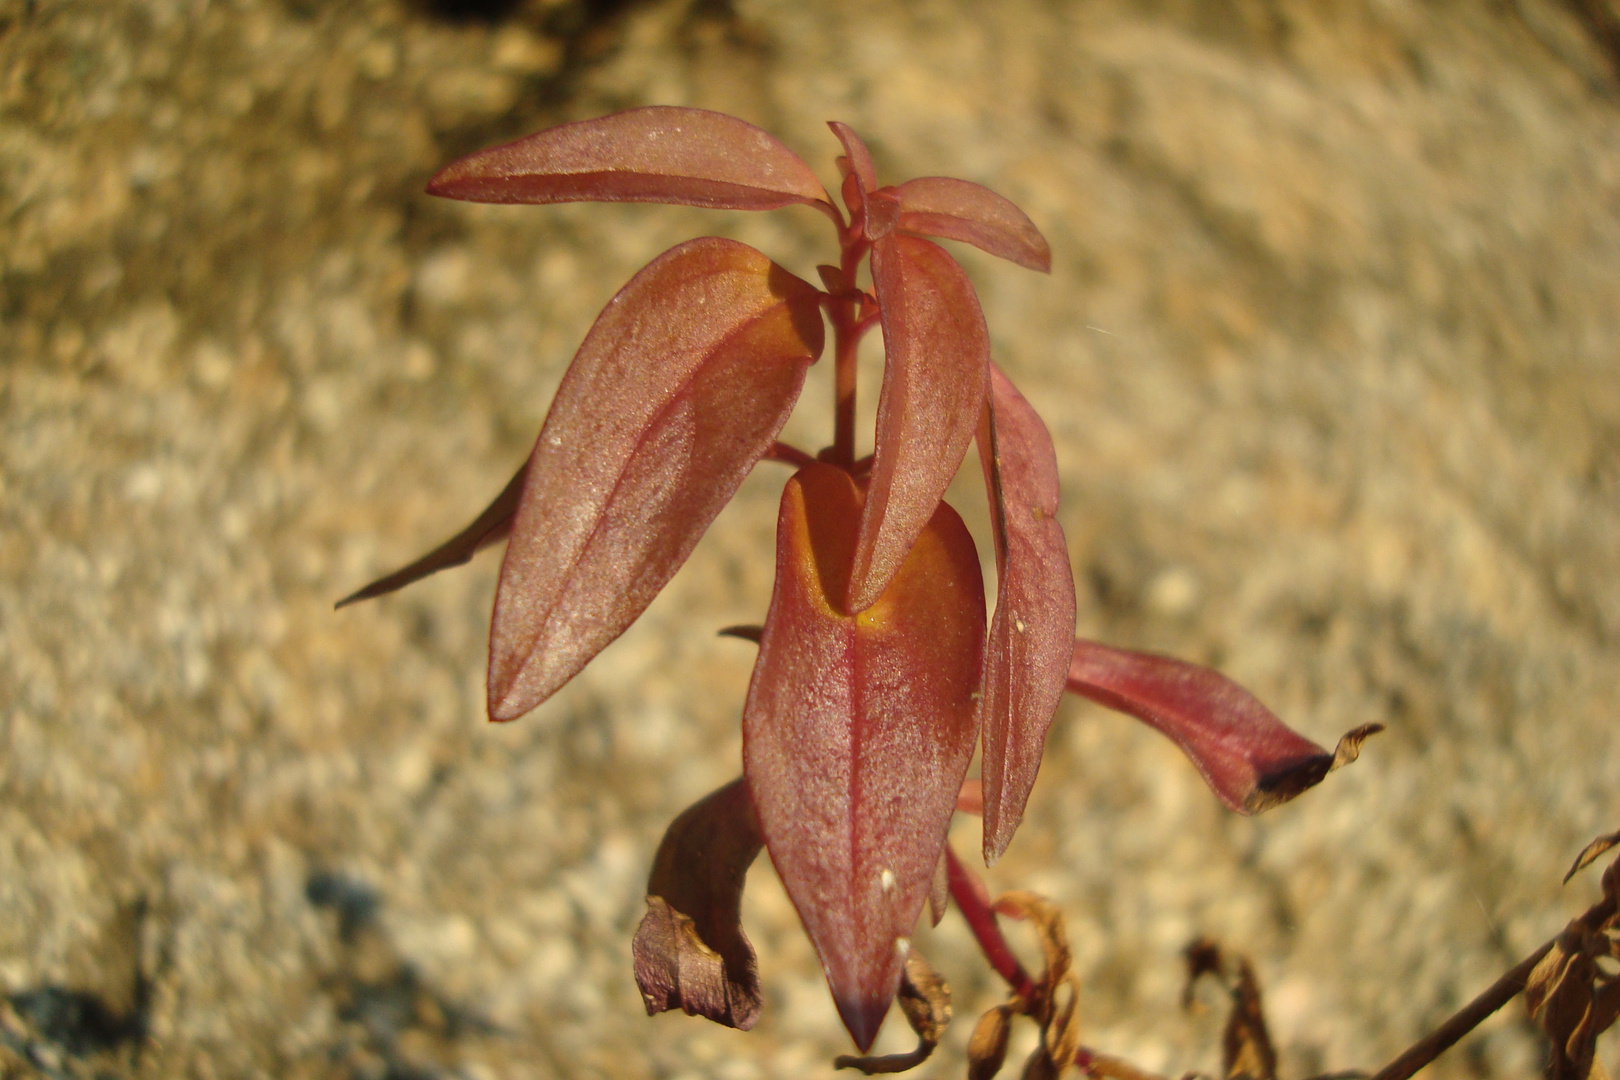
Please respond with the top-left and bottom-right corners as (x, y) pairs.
(632, 779), (765, 1030)
(743, 463), (985, 1051)
(850, 234), (990, 613)
(1023, 978), (1082, 1080)
(488, 238), (824, 720)
(893, 176), (1052, 272)
(1067, 640), (1381, 814)
(1565, 829), (1620, 885)
(429, 106), (832, 214)
(1524, 852), (1620, 1080)
(968, 1005), (1015, 1080)
(1524, 928), (1620, 1080)
(994, 891), (1073, 996)
(976, 364), (1077, 862)
(834, 952), (953, 1075)
(336, 463), (526, 608)
(1182, 940), (1278, 1080)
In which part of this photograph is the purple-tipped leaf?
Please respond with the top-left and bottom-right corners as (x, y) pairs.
(489, 238), (824, 720)
(849, 235), (989, 612)
(335, 464), (526, 608)
(429, 106), (832, 213)
(893, 176), (1051, 273)
(744, 464), (984, 1051)
(633, 778), (765, 1030)
(1066, 640), (1381, 813)
(975, 366), (1076, 862)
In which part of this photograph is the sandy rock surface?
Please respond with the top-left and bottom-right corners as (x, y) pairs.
(3, 0), (1619, 1077)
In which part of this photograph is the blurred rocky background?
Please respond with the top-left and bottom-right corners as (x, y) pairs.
(3, 0), (1619, 1076)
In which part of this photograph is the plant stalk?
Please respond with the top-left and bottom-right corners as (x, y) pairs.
(1366, 939), (1553, 1080)
(945, 845), (1037, 1002)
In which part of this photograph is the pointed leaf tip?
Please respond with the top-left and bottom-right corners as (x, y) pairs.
(1066, 640), (1374, 814)
(975, 366), (1075, 863)
(828, 122), (878, 192)
(335, 463), (526, 609)
(894, 177), (1052, 272)
(744, 464), (984, 1051)
(488, 238), (823, 720)
(429, 106), (831, 213)
(848, 235), (989, 613)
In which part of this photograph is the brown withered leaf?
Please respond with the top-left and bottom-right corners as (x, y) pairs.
(1182, 940), (1277, 1080)
(1223, 959), (1278, 1080)
(1524, 921), (1619, 1080)
(1565, 830), (1620, 885)
(1023, 978), (1082, 1080)
(834, 952), (953, 1074)
(995, 891), (1073, 998)
(968, 1005), (1014, 1080)
(632, 779), (764, 1030)
(1074, 1050), (1174, 1080)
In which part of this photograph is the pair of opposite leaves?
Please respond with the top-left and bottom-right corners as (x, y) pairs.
(344, 106), (1377, 1051)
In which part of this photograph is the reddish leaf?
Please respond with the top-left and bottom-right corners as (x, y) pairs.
(893, 177), (1051, 272)
(827, 122), (904, 240)
(743, 463), (985, 1051)
(428, 106), (832, 213)
(1066, 640), (1380, 814)
(335, 463), (526, 608)
(975, 365), (1076, 862)
(847, 235), (989, 613)
(633, 778), (765, 1030)
(488, 238), (824, 720)
(829, 122), (879, 192)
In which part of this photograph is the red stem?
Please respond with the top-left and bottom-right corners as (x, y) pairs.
(828, 231), (872, 468)
(945, 845), (1037, 1001)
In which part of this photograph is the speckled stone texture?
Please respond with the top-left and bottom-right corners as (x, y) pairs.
(3, 0), (1619, 1077)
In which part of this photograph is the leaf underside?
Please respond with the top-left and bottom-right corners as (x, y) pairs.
(1066, 639), (1375, 814)
(975, 365), (1076, 862)
(488, 237), (824, 721)
(850, 234), (990, 613)
(429, 105), (831, 212)
(743, 463), (985, 1052)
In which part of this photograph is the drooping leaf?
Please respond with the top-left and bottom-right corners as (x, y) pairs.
(489, 238), (824, 720)
(633, 778), (765, 1030)
(848, 235), (990, 613)
(335, 464), (526, 609)
(893, 177), (1051, 273)
(744, 463), (985, 1051)
(428, 106), (832, 214)
(975, 365), (1077, 862)
(1066, 640), (1382, 814)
